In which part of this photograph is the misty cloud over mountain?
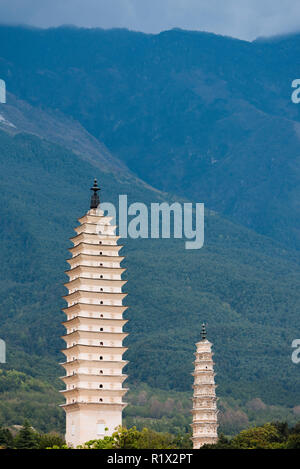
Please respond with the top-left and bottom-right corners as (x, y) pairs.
(0, 0), (300, 40)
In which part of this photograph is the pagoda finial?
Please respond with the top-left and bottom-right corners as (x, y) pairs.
(90, 178), (100, 209)
(201, 322), (207, 340)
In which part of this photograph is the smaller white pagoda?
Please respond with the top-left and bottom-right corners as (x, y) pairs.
(191, 323), (218, 449)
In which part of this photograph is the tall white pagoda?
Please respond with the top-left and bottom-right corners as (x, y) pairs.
(60, 179), (128, 448)
(191, 323), (218, 449)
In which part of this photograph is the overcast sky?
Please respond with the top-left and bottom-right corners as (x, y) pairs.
(0, 0), (300, 41)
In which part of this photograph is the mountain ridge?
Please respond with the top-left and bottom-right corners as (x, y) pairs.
(0, 25), (298, 248)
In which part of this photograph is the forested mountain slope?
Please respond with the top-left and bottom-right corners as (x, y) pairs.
(0, 26), (299, 247)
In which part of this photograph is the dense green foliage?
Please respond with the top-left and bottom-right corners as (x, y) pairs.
(0, 369), (64, 433)
(14, 420), (39, 449)
(83, 426), (191, 449)
(0, 421), (65, 449)
(203, 422), (300, 449)
(0, 26), (299, 248)
(124, 386), (300, 437)
(0, 427), (14, 448)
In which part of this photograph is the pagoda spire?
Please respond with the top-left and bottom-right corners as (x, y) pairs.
(201, 322), (206, 340)
(191, 323), (218, 449)
(90, 178), (100, 209)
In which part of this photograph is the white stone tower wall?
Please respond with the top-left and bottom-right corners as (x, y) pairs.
(60, 187), (128, 448)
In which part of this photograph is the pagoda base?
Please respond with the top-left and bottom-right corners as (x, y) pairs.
(192, 435), (218, 449)
(63, 402), (125, 447)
